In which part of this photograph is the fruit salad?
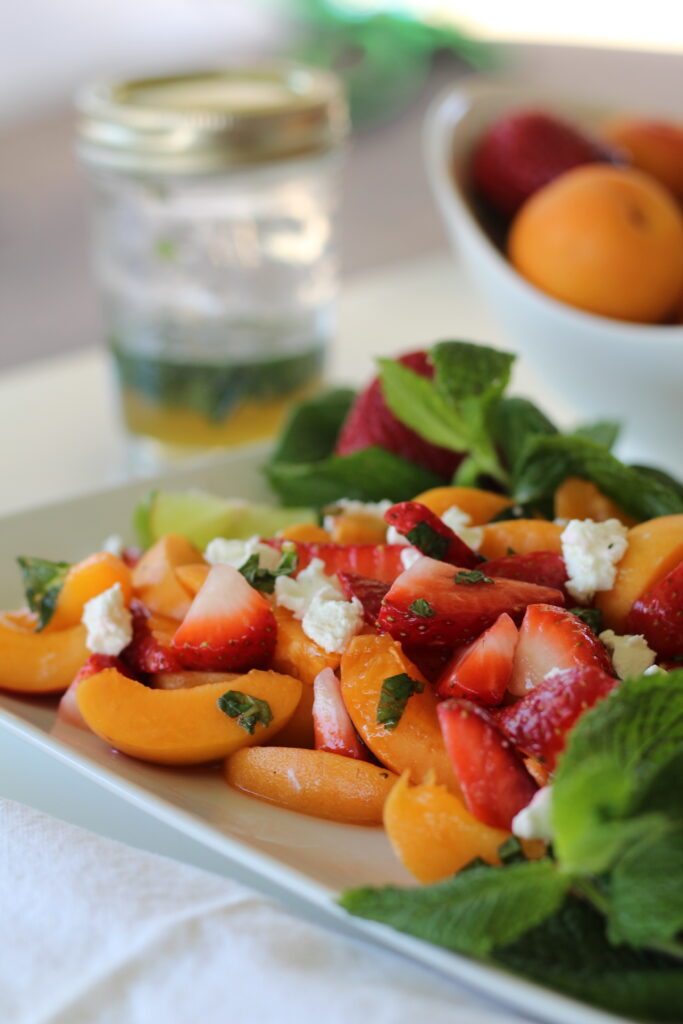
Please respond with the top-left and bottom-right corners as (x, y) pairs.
(2, 340), (683, 1019)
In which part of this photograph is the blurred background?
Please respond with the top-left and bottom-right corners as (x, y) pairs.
(3, 0), (683, 370)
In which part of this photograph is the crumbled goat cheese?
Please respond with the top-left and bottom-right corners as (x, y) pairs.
(512, 786), (554, 843)
(274, 558), (342, 618)
(599, 629), (657, 679)
(81, 582), (133, 656)
(302, 591), (364, 653)
(400, 546), (422, 570)
(205, 536), (281, 572)
(644, 664), (667, 676)
(560, 518), (628, 603)
(323, 498), (392, 533)
(101, 534), (125, 557)
(441, 505), (483, 551)
(386, 524), (409, 547)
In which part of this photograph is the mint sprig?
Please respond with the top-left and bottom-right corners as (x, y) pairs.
(217, 690), (273, 734)
(239, 547), (298, 594)
(17, 556), (71, 631)
(376, 673), (424, 730)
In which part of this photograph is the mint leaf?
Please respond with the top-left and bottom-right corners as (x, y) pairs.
(608, 824), (683, 948)
(553, 671), (683, 875)
(239, 547), (298, 594)
(631, 463), (683, 501)
(573, 419), (620, 451)
(17, 556), (71, 631)
(489, 396), (558, 473)
(430, 340), (514, 404)
(495, 897), (683, 1021)
(265, 447), (441, 507)
(408, 598), (435, 618)
(341, 859), (568, 957)
(378, 357), (471, 451)
(217, 690), (273, 734)
(568, 606), (603, 635)
(514, 435), (683, 521)
(377, 673), (425, 730)
(269, 388), (356, 465)
(405, 521), (449, 560)
(454, 569), (493, 584)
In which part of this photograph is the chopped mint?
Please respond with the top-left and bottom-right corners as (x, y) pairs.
(376, 673), (424, 730)
(568, 606), (603, 634)
(408, 598), (435, 618)
(239, 548), (298, 594)
(217, 690), (273, 734)
(405, 521), (449, 560)
(17, 556), (71, 631)
(454, 569), (493, 585)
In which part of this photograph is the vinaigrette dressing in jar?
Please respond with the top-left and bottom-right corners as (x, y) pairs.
(76, 65), (348, 470)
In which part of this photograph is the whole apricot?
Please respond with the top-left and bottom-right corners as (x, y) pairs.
(508, 165), (683, 323)
(602, 117), (683, 202)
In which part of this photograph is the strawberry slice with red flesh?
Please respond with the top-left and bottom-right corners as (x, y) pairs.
(435, 612), (518, 705)
(508, 603), (614, 697)
(265, 539), (406, 584)
(313, 667), (370, 761)
(626, 559), (683, 659)
(123, 600), (184, 674)
(335, 351), (463, 479)
(438, 698), (538, 830)
(485, 551), (571, 603)
(498, 665), (619, 772)
(384, 501), (483, 569)
(377, 556), (564, 648)
(337, 572), (389, 626)
(172, 563), (276, 672)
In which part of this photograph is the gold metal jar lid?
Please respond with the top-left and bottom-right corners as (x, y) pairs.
(76, 64), (349, 175)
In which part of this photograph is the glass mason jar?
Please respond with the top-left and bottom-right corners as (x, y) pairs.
(76, 66), (348, 470)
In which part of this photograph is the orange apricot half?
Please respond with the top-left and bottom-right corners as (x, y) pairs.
(77, 667), (301, 765)
(45, 552), (133, 633)
(225, 746), (397, 824)
(132, 534), (204, 620)
(412, 486), (513, 524)
(479, 520), (563, 559)
(0, 615), (88, 694)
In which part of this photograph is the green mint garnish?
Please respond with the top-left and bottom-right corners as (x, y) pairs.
(454, 569), (494, 585)
(408, 598), (435, 618)
(217, 690), (273, 734)
(405, 521), (449, 560)
(377, 673), (425, 730)
(17, 556), (71, 631)
(569, 607), (603, 635)
(239, 547), (298, 594)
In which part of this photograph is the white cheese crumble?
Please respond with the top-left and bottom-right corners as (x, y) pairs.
(386, 524), (409, 547)
(599, 629), (657, 679)
(81, 582), (133, 656)
(274, 557), (362, 653)
(560, 518), (628, 603)
(101, 534), (125, 557)
(204, 535), (282, 572)
(644, 664), (667, 676)
(441, 504), (483, 551)
(322, 498), (392, 533)
(400, 546), (422, 570)
(274, 557), (342, 617)
(512, 786), (554, 843)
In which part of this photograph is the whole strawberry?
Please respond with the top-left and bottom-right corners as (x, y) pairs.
(471, 109), (616, 218)
(335, 351), (463, 480)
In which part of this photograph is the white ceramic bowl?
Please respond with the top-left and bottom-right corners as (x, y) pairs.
(424, 77), (683, 475)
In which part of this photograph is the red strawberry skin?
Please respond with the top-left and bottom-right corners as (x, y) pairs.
(626, 559), (683, 659)
(313, 667), (369, 761)
(436, 612), (518, 705)
(498, 665), (619, 771)
(384, 501), (482, 569)
(485, 551), (571, 602)
(123, 600), (184, 674)
(335, 351), (463, 479)
(266, 539), (406, 584)
(172, 564), (276, 672)
(509, 603), (614, 697)
(377, 556), (564, 647)
(337, 572), (389, 626)
(472, 109), (616, 218)
(438, 698), (538, 830)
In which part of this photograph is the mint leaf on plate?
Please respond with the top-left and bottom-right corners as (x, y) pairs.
(608, 824), (683, 948)
(17, 556), (71, 631)
(573, 419), (621, 451)
(217, 690), (273, 734)
(269, 387), (356, 465)
(376, 673), (425, 730)
(489, 396), (558, 474)
(239, 547), (298, 595)
(340, 858), (568, 957)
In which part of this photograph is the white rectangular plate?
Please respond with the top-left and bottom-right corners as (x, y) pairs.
(0, 447), (628, 1024)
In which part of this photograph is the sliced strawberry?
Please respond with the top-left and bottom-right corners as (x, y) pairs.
(508, 603), (614, 697)
(402, 644), (452, 683)
(626, 559), (683, 659)
(266, 539), (406, 584)
(58, 654), (137, 729)
(435, 612), (518, 705)
(313, 667), (369, 760)
(498, 665), (619, 771)
(172, 563), (276, 671)
(335, 351), (463, 479)
(384, 501), (482, 569)
(377, 556), (564, 647)
(337, 572), (389, 626)
(485, 551), (571, 602)
(123, 600), (184, 674)
(438, 698), (538, 830)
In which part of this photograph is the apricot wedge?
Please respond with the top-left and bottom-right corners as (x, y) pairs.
(77, 667), (301, 765)
(225, 746), (398, 824)
(271, 606), (340, 686)
(479, 519), (563, 559)
(554, 477), (636, 527)
(412, 486), (513, 524)
(0, 614), (88, 694)
(45, 552), (133, 632)
(132, 534), (204, 620)
(596, 514), (683, 631)
(340, 633), (459, 792)
(384, 772), (509, 882)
